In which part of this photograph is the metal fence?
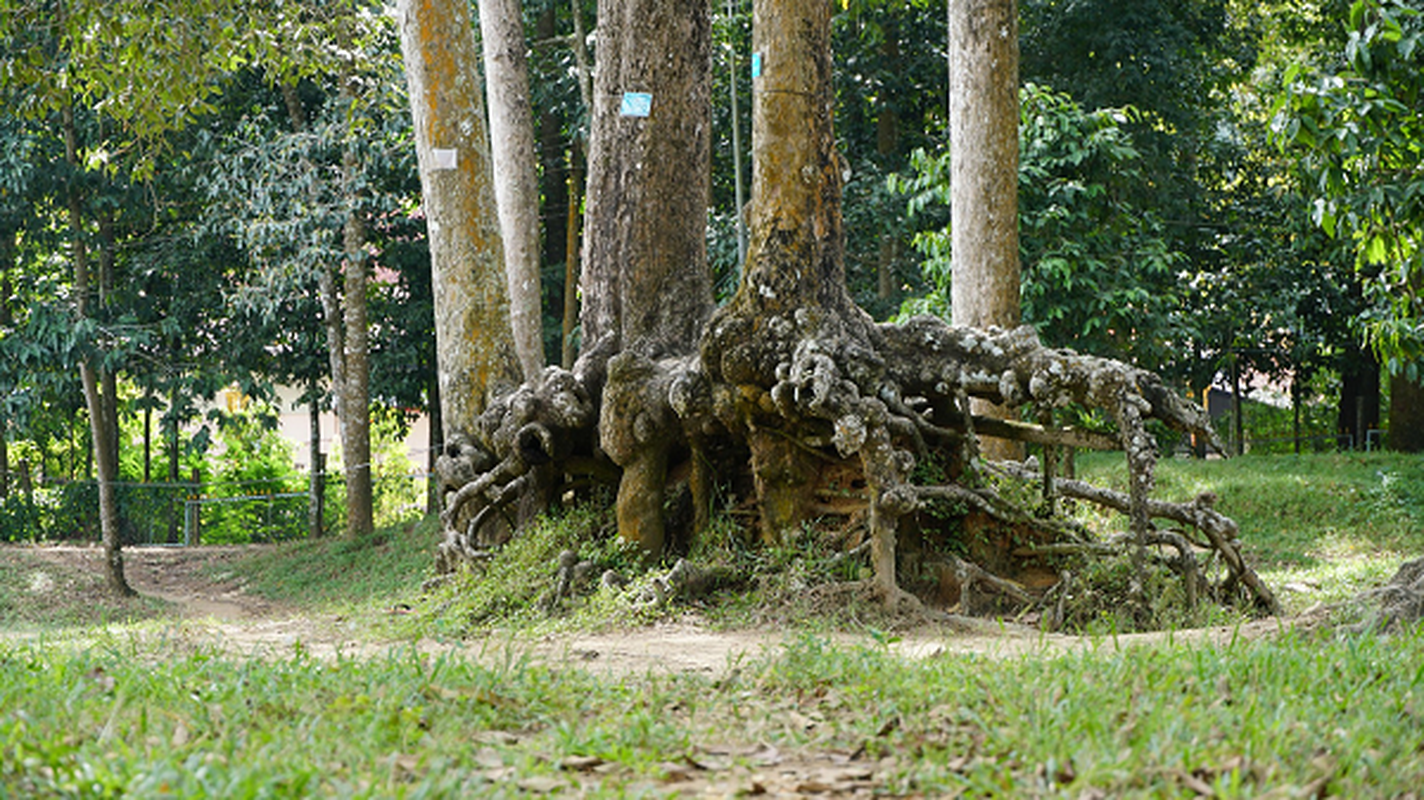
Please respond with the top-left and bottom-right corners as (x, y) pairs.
(0, 473), (432, 545)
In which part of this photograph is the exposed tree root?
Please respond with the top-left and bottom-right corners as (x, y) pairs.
(434, 316), (1274, 630)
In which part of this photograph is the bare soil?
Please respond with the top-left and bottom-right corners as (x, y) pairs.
(2, 543), (1308, 677)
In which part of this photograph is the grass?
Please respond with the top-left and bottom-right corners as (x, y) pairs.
(0, 549), (169, 632)
(3, 628), (1423, 796)
(1075, 450), (1424, 615)
(218, 515), (443, 613)
(4, 452), (1424, 796)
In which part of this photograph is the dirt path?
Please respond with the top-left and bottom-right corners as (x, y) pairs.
(6, 544), (1306, 675)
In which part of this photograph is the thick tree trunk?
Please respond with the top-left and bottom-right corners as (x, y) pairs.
(397, 0), (522, 437)
(1390, 371), (1424, 452)
(583, 0), (713, 555)
(950, 0), (1021, 460)
(479, 0), (545, 381)
(703, 0), (868, 546)
(580, 0), (712, 358)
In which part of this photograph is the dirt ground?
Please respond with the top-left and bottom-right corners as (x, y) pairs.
(4, 544), (1306, 676)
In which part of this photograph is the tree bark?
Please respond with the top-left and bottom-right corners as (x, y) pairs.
(339, 117), (374, 539)
(0, 232), (12, 500)
(582, 0), (713, 555)
(479, 0), (546, 381)
(1390, 371), (1424, 452)
(308, 374), (325, 538)
(950, 0), (1021, 460)
(580, 0), (712, 359)
(397, 0), (522, 438)
(562, 145), (582, 369)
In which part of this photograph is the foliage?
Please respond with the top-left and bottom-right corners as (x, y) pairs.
(1275, 0), (1424, 373)
(201, 408), (307, 545)
(893, 85), (1189, 369)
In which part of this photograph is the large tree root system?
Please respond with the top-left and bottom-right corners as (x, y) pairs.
(433, 316), (1279, 628)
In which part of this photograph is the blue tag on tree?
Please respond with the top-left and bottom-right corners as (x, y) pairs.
(751, 52), (762, 78)
(620, 92), (652, 117)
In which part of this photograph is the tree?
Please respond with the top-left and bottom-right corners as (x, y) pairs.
(1, 0), (246, 594)
(431, 0), (1276, 619)
(395, 0), (522, 443)
(1276, 0), (1424, 450)
(950, 0), (1022, 459)
(478, 0), (546, 381)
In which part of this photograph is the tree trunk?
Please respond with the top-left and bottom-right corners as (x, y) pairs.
(426, 371), (442, 515)
(396, 0), (522, 437)
(61, 99), (132, 597)
(479, 0), (546, 381)
(562, 145), (582, 370)
(0, 234), (11, 500)
(950, 0), (1021, 460)
(580, 0), (712, 359)
(339, 124), (374, 539)
(1338, 344), (1380, 449)
(703, 0), (866, 546)
(1390, 370), (1424, 452)
(308, 374), (325, 538)
(582, 0), (713, 556)
(536, 5), (570, 276)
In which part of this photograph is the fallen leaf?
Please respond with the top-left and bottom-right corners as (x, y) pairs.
(559, 754), (605, 772)
(474, 747), (504, 769)
(517, 775), (564, 793)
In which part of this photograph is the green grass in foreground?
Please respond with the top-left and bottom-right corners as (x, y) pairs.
(3, 628), (1422, 797)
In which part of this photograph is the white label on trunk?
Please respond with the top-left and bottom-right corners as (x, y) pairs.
(432, 148), (458, 171)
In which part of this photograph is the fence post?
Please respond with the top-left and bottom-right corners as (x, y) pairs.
(309, 453), (326, 539)
(184, 467), (202, 546)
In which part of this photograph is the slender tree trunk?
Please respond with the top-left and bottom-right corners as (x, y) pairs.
(950, 0), (1021, 460)
(61, 99), (132, 596)
(396, 0), (522, 436)
(479, 0), (545, 381)
(308, 374), (325, 538)
(562, 145), (582, 369)
(0, 236), (11, 500)
(339, 121), (374, 539)
(97, 212), (121, 491)
(168, 381), (181, 544)
(426, 372), (442, 515)
(536, 6), (570, 275)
